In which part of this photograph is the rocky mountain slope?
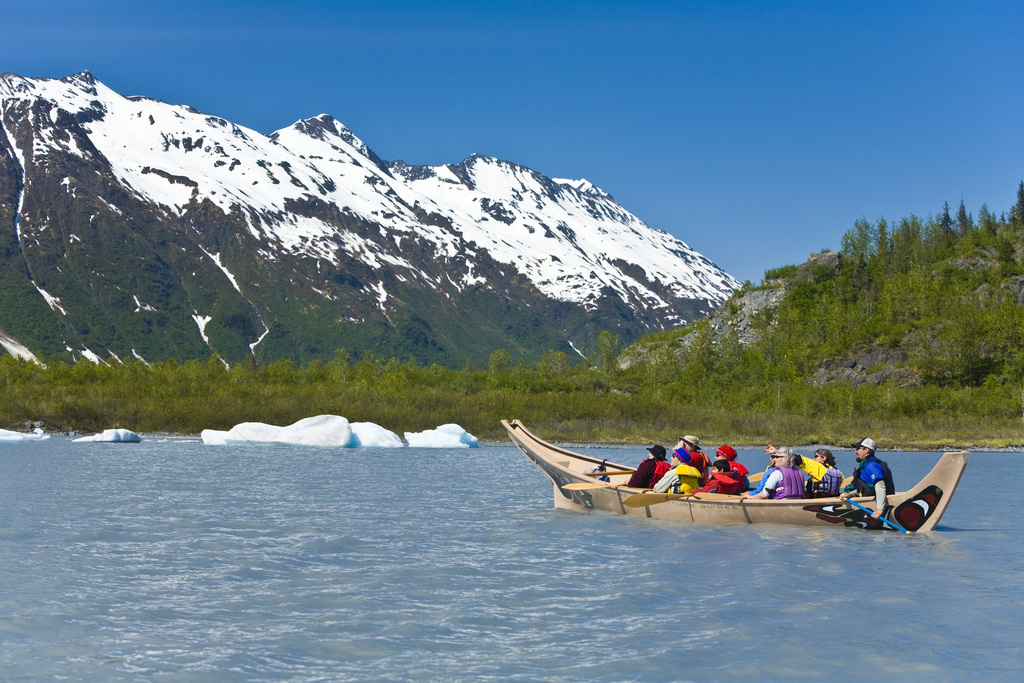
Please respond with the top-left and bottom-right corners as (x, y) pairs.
(0, 71), (738, 367)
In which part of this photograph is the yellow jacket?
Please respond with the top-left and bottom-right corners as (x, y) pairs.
(798, 457), (826, 482)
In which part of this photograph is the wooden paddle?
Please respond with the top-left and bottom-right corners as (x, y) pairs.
(562, 481), (628, 491)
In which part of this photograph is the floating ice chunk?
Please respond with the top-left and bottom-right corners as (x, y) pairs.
(0, 427), (49, 442)
(200, 429), (230, 445)
(73, 428), (142, 443)
(201, 415), (353, 446)
(350, 422), (404, 448)
(404, 423), (479, 448)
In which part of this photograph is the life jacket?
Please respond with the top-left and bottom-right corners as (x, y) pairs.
(807, 466), (844, 497)
(651, 460), (672, 485)
(728, 460), (749, 477)
(769, 466), (806, 499)
(671, 464), (703, 495)
(698, 470), (744, 495)
(627, 458), (660, 488)
(853, 455), (895, 496)
(725, 460), (750, 490)
(687, 451), (710, 483)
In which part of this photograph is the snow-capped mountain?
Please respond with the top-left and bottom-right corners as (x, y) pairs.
(0, 71), (739, 367)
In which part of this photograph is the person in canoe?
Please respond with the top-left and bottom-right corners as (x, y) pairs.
(744, 448), (806, 499)
(671, 435), (710, 484)
(651, 448), (704, 495)
(626, 445), (671, 489)
(695, 459), (745, 494)
(806, 448), (844, 498)
(840, 437), (895, 518)
(714, 445), (750, 490)
(745, 443), (793, 497)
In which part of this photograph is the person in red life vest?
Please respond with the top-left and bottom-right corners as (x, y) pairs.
(626, 445), (670, 489)
(673, 435), (710, 485)
(714, 445), (750, 491)
(696, 459), (745, 494)
(743, 448), (806, 499)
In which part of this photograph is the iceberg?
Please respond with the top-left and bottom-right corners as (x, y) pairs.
(72, 428), (142, 443)
(201, 415), (476, 448)
(0, 427), (49, 442)
(201, 415), (353, 447)
(350, 422), (404, 448)
(404, 424), (479, 448)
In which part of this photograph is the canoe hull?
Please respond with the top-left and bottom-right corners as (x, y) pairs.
(503, 420), (968, 532)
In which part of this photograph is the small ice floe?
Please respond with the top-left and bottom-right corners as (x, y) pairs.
(404, 423), (479, 448)
(0, 427), (49, 442)
(72, 428), (142, 443)
(201, 415), (353, 446)
(350, 422), (404, 448)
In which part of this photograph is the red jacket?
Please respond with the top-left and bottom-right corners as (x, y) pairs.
(697, 470), (744, 495)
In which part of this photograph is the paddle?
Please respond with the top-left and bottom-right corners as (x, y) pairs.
(846, 498), (910, 534)
(562, 481), (628, 491)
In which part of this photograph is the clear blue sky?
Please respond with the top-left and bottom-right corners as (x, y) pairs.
(4, 0), (1022, 284)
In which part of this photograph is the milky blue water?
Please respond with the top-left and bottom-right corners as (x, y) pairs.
(1, 437), (1021, 681)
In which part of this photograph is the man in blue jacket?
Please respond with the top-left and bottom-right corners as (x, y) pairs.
(840, 437), (895, 518)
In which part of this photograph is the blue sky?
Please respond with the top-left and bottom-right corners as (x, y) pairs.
(4, 0), (1022, 284)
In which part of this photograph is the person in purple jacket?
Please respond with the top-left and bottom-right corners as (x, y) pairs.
(743, 447), (806, 499)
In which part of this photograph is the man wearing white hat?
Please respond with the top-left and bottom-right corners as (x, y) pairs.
(840, 437), (895, 518)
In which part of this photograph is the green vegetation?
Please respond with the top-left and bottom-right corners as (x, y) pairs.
(3, 185), (1024, 449)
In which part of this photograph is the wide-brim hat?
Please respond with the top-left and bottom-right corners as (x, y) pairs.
(681, 435), (700, 449)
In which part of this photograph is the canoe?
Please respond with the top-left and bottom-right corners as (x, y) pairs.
(502, 419), (969, 532)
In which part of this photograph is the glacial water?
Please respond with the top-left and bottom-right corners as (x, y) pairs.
(1, 436), (1021, 681)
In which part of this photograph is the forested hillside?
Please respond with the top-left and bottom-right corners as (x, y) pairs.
(3, 183), (1023, 448)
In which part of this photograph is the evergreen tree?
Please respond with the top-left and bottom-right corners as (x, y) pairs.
(956, 199), (973, 235)
(1012, 181), (1024, 227)
(940, 201), (954, 235)
(978, 204), (998, 235)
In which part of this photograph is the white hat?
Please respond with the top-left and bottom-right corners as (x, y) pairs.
(852, 437), (877, 452)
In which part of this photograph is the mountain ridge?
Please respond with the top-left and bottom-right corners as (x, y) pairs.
(0, 71), (739, 367)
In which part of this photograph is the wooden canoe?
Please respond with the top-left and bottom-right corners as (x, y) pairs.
(502, 419), (968, 532)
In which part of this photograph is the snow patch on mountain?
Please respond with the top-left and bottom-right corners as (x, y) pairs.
(1, 71), (739, 330)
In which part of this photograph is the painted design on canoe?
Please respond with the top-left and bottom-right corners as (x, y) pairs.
(503, 419), (968, 532)
(802, 486), (945, 531)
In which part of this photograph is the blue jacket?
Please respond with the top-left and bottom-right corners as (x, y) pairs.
(748, 466), (777, 497)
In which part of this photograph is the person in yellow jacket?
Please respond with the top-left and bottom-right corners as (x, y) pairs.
(651, 450), (703, 494)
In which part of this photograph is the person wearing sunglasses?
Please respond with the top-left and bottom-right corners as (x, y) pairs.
(670, 435), (710, 484)
(806, 448), (844, 498)
(840, 437), (895, 518)
(744, 446), (806, 499)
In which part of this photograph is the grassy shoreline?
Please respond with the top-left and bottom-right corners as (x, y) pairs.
(2, 355), (1022, 451)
